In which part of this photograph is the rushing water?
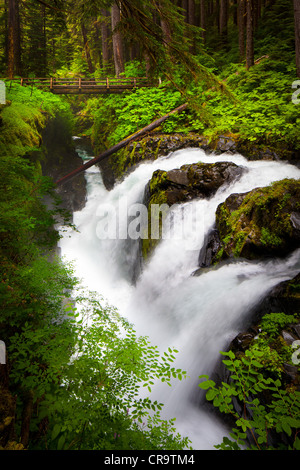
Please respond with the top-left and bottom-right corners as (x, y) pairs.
(59, 141), (300, 450)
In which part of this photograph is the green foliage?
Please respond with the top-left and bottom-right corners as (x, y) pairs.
(199, 350), (300, 450)
(214, 179), (300, 260)
(35, 290), (191, 450)
(199, 311), (300, 450)
(88, 83), (185, 152)
(0, 82), (74, 159)
(189, 59), (300, 149)
(0, 81), (191, 451)
(260, 312), (299, 339)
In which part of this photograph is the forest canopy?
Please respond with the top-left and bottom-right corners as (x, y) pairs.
(1, 0), (299, 80)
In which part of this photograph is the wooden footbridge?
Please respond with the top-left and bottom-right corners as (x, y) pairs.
(4, 77), (155, 94)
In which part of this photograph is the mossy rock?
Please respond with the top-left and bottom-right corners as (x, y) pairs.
(97, 130), (299, 191)
(214, 178), (300, 261)
(141, 161), (244, 259)
(146, 161), (243, 206)
(98, 132), (207, 190)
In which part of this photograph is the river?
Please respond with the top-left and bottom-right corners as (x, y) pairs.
(58, 140), (300, 450)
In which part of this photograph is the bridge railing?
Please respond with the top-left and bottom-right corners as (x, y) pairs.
(2, 77), (154, 90)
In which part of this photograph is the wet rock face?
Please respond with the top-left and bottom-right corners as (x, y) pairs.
(41, 117), (87, 217)
(141, 161), (244, 259)
(98, 131), (300, 191)
(98, 133), (208, 190)
(145, 161), (244, 207)
(198, 229), (222, 268)
(212, 178), (300, 263)
(252, 273), (300, 320)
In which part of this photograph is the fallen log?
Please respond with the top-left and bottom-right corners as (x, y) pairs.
(55, 102), (188, 186)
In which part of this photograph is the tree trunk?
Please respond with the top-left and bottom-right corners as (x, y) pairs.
(200, 0), (206, 43)
(182, 0), (189, 22)
(20, 390), (34, 449)
(40, 4), (47, 75)
(81, 23), (94, 75)
(294, 0), (300, 77)
(111, 2), (124, 77)
(254, 0), (261, 28)
(238, 0), (246, 61)
(100, 9), (113, 73)
(159, 5), (172, 46)
(220, 0), (228, 44)
(215, 0), (220, 32)
(187, 0), (196, 52)
(233, 0), (238, 25)
(188, 0), (195, 25)
(56, 103), (188, 187)
(7, 0), (21, 78)
(246, 0), (254, 69)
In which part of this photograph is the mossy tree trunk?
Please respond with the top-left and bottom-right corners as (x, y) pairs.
(7, 0), (21, 78)
(81, 22), (95, 74)
(111, 2), (125, 77)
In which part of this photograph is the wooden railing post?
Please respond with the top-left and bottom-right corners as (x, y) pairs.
(79, 77), (82, 91)
(106, 77), (109, 90)
(50, 77), (53, 90)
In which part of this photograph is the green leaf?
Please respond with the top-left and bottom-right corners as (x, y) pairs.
(57, 434), (66, 450)
(206, 389), (217, 401)
(199, 379), (215, 390)
(281, 419), (292, 436)
(51, 424), (61, 441)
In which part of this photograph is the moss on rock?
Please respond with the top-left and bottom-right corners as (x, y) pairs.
(214, 178), (300, 261)
(141, 161), (244, 259)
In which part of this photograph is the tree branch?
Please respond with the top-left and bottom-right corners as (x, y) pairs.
(33, 0), (65, 13)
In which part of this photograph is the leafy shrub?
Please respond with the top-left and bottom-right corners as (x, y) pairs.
(199, 311), (300, 450)
(0, 83), (191, 451)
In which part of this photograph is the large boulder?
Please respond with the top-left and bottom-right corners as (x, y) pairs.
(145, 161), (244, 206)
(98, 133), (208, 190)
(211, 178), (300, 263)
(141, 161), (244, 258)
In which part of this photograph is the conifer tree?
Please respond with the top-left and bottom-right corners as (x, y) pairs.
(246, 0), (254, 69)
(238, 0), (246, 61)
(7, 0), (21, 77)
(111, 1), (124, 76)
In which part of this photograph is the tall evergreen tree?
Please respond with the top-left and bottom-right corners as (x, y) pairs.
(219, 0), (228, 44)
(111, 1), (124, 76)
(7, 0), (21, 77)
(100, 8), (113, 73)
(246, 0), (254, 69)
(238, 0), (246, 61)
(200, 0), (206, 43)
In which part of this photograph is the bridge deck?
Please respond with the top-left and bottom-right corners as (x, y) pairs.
(3, 77), (155, 94)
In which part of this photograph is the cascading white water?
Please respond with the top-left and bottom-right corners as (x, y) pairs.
(59, 143), (300, 450)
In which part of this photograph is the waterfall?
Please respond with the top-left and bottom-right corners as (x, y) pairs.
(59, 144), (300, 450)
